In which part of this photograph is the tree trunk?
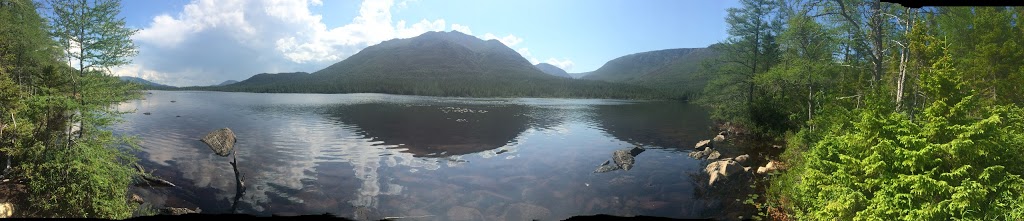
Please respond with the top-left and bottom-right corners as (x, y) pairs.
(896, 8), (912, 112)
(871, 0), (884, 86)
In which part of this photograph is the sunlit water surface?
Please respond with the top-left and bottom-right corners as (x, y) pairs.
(112, 91), (758, 220)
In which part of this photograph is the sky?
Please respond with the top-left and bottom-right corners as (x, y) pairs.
(114, 0), (741, 86)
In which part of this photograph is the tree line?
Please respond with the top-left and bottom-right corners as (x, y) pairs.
(0, 0), (142, 218)
(698, 0), (1024, 219)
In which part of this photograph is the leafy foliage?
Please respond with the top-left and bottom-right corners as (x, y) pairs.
(773, 37), (1024, 221)
(697, 0), (783, 133)
(699, 1), (1024, 220)
(0, 0), (142, 218)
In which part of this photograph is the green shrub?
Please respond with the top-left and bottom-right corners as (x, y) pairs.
(772, 41), (1024, 220)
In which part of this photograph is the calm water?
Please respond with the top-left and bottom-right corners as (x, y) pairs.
(112, 91), (760, 220)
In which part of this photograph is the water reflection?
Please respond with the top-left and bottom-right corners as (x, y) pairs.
(590, 102), (715, 151)
(319, 103), (532, 157)
(112, 91), (755, 220)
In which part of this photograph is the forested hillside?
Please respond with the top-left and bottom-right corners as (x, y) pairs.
(578, 48), (718, 100)
(203, 31), (668, 99)
(119, 76), (176, 90)
(700, 0), (1024, 219)
(534, 63), (572, 78)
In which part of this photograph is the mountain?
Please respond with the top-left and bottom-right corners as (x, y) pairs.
(119, 76), (177, 90)
(217, 80), (239, 86)
(581, 48), (699, 82)
(567, 72), (588, 79)
(534, 63), (572, 78)
(579, 47), (719, 100)
(217, 31), (665, 99)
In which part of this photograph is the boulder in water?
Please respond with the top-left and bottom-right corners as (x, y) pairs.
(594, 160), (620, 173)
(707, 151), (722, 160)
(688, 148), (719, 160)
(594, 146), (646, 173)
(695, 140), (711, 150)
(131, 194), (144, 204)
(705, 159), (743, 186)
(201, 128), (236, 157)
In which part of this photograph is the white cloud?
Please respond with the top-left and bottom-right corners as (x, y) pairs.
(450, 23), (472, 35)
(545, 58), (575, 71)
(123, 0), (571, 86)
(395, 19), (447, 38)
(481, 33), (523, 47)
(516, 48), (540, 64)
(127, 0), (453, 86)
(395, 0), (418, 11)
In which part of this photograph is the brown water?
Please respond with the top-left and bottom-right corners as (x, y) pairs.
(112, 90), (761, 220)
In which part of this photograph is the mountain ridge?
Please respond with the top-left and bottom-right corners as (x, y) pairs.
(534, 63), (572, 78)
(213, 31), (666, 99)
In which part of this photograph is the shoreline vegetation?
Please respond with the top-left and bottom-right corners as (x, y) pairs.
(0, 0), (151, 218)
(699, 1), (1024, 220)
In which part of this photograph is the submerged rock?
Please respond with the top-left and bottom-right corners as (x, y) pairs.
(594, 161), (620, 173)
(201, 128), (236, 157)
(594, 146), (646, 173)
(688, 148), (719, 160)
(502, 203), (551, 221)
(447, 206), (483, 221)
(161, 207), (201, 215)
(613, 150), (634, 171)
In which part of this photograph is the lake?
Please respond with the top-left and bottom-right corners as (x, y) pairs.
(113, 90), (762, 220)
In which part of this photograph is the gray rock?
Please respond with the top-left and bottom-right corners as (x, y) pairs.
(757, 160), (784, 174)
(705, 160), (743, 186)
(713, 134), (725, 142)
(595, 146), (645, 173)
(201, 128), (236, 157)
(161, 207), (201, 215)
(612, 149), (633, 171)
(734, 154), (750, 165)
(688, 148), (719, 160)
(594, 163), (621, 173)
(688, 149), (708, 159)
(0, 202), (12, 218)
(707, 151), (721, 160)
(628, 146), (646, 156)
(695, 140), (711, 150)
(131, 194), (144, 204)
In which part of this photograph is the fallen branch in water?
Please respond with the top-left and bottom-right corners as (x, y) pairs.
(229, 148), (245, 212)
(133, 164), (176, 187)
(383, 215), (435, 220)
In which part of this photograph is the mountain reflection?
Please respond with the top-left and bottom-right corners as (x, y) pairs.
(320, 102), (533, 157)
(113, 91), (734, 219)
(590, 101), (714, 150)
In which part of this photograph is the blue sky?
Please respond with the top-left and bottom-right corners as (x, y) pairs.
(115, 0), (740, 86)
